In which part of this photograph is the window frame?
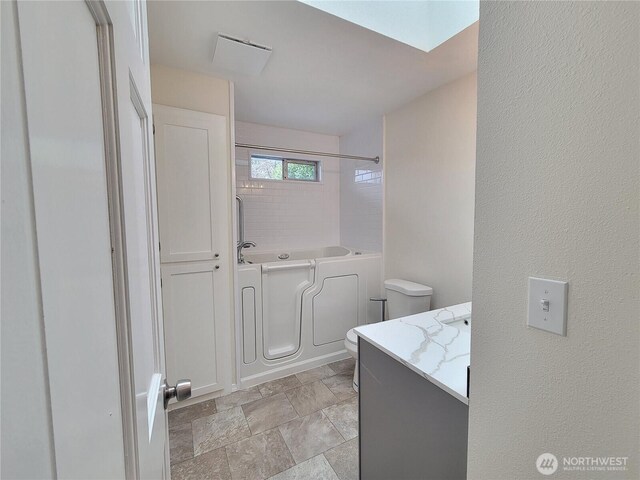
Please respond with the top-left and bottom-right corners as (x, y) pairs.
(249, 155), (321, 183)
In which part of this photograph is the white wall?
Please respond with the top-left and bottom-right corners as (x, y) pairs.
(384, 73), (477, 309)
(1, 2), (55, 477)
(235, 121), (341, 251)
(150, 64), (230, 117)
(469, 2), (639, 479)
(339, 117), (384, 252)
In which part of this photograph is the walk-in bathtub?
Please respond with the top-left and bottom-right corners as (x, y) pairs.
(237, 246), (382, 387)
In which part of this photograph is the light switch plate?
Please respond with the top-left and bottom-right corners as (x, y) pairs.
(527, 277), (568, 336)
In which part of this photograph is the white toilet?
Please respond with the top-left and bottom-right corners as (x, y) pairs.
(344, 279), (433, 391)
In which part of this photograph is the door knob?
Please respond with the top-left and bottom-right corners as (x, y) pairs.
(163, 379), (191, 409)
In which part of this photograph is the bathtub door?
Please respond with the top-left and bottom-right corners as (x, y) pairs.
(262, 261), (316, 360)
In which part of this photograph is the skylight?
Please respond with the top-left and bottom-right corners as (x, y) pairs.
(299, 0), (479, 52)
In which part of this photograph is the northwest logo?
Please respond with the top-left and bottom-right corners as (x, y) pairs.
(536, 453), (558, 475)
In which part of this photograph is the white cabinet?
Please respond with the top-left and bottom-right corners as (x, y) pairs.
(155, 106), (228, 263)
(161, 263), (223, 397)
(154, 105), (233, 400)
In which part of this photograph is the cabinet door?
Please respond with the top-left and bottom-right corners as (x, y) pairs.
(162, 263), (225, 397)
(359, 339), (469, 480)
(154, 105), (228, 263)
(154, 105), (233, 400)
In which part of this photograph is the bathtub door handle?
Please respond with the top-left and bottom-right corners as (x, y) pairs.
(262, 260), (315, 273)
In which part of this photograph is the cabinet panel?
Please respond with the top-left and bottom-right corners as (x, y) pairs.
(162, 263), (221, 398)
(162, 124), (212, 260)
(155, 106), (227, 263)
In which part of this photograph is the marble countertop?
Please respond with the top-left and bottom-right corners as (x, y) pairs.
(354, 302), (471, 405)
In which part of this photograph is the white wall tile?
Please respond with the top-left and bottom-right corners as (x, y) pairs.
(339, 118), (384, 252)
(235, 121), (340, 251)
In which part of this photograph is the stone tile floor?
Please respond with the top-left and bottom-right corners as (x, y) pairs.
(169, 358), (358, 480)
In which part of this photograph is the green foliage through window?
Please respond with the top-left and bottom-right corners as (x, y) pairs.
(287, 161), (317, 181)
(250, 156), (282, 180)
(250, 156), (319, 182)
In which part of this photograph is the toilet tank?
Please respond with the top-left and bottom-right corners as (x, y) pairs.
(384, 279), (433, 320)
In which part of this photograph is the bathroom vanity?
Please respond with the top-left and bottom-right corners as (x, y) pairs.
(354, 303), (471, 480)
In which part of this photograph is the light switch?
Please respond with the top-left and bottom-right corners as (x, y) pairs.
(527, 277), (568, 336)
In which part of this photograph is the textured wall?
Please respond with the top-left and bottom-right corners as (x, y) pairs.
(469, 2), (639, 479)
(340, 117), (384, 252)
(384, 73), (477, 309)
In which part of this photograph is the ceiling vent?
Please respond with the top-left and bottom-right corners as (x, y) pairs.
(212, 33), (272, 76)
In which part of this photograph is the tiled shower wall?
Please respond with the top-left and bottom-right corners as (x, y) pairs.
(339, 118), (384, 252)
(235, 121), (341, 251)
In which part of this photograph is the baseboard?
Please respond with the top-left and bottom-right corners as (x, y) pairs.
(239, 349), (351, 389)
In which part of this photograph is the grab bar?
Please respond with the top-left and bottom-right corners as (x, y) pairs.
(262, 260), (316, 273)
(236, 195), (244, 245)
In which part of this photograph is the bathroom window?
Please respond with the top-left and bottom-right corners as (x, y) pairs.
(250, 155), (319, 182)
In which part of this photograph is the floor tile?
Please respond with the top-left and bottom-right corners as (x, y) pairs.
(295, 365), (335, 385)
(169, 423), (194, 465)
(324, 437), (358, 480)
(328, 358), (355, 375)
(216, 387), (262, 412)
(169, 399), (217, 428)
(267, 455), (339, 480)
(286, 381), (338, 417)
(171, 447), (231, 480)
(278, 411), (344, 464)
(226, 428), (295, 480)
(169, 363), (360, 480)
(257, 375), (301, 397)
(242, 393), (299, 435)
(192, 406), (251, 455)
(322, 396), (358, 441)
(321, 373), (356, 401)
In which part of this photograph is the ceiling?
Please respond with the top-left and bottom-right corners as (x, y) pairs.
(300, 0), (479, 53)
(147, 1), (478, 136)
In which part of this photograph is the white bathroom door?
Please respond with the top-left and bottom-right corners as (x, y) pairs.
(108, 1), (171, 479)
(15, 0), (170, 478)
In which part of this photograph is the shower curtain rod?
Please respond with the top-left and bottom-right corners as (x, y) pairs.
(235, 142), (380, 164)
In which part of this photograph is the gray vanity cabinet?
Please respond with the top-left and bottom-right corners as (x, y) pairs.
(359, 338), (469, 480)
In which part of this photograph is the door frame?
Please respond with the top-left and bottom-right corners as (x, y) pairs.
(88, 1), (140, 477)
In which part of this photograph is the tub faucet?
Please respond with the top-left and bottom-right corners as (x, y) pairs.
(237, 241), (256, 264)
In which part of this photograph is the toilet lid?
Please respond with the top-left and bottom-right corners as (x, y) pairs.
(346, 328), (358, 345)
